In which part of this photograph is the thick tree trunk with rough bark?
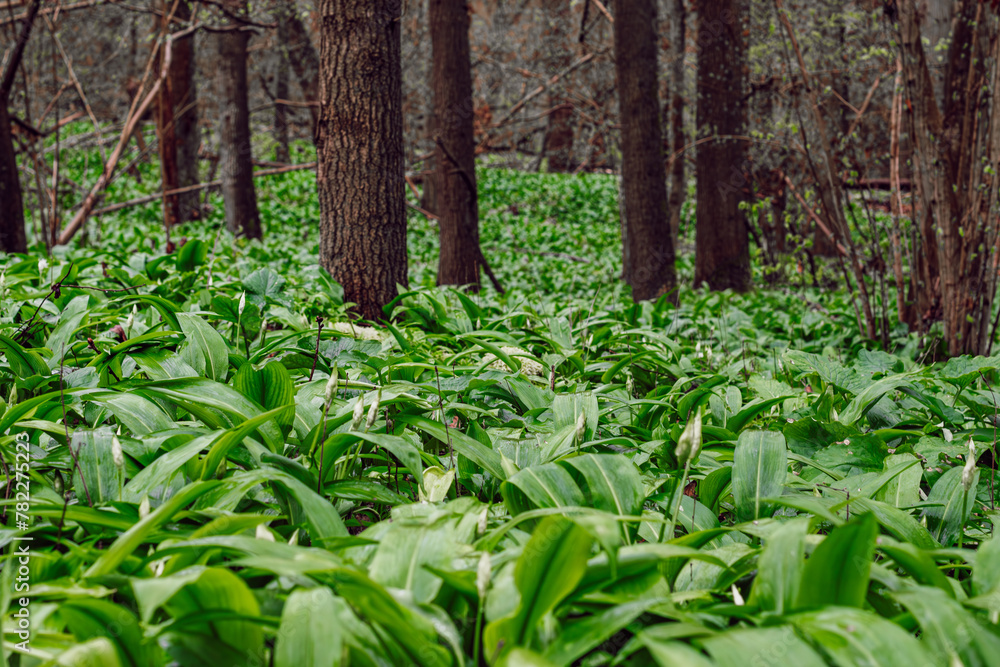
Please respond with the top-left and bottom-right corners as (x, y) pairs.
(275, 0), (321, 132)
(217, 0), (262, 239)
(156, 0), (199, 226)
(172, 0), (200, 221)
(899, 0), (1000, 355)
(431, 0), (483, 288)
(694, 0), (751, 292)
(0, 105), (27, 254)
(542, 0), (573, 172)
(318, 0), (408, 321)
(666, 0), (686, 245)
(0, 0), (41, 254)
(612, 0), (677, 302)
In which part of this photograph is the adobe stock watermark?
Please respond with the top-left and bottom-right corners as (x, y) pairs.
(10, 430), (33, 654)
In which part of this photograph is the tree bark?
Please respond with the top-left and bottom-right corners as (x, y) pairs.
(155, 0), (199, 227)
(666, 0), (686, 245)
(274, 0), (320, 133)
(317, 0), (408, 321)
(0, 104), (27, 253)
(541, 0), (574, 172)
(612, 0), (677, 302)
(899, 0), (1000, 355)
(274, 53), (290, 163)
(0, 0), (41, 254)
(431, 0), (484, 288)
(172, 0), (200, 221)
(217, 0), (262, 239)
(694, 0), (751, 292)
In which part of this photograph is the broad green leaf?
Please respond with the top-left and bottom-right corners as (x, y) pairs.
(85, 480), (219, 577)
(274, 588), (344, 667)
(542, 598), (668, 665)
(501, 463), (586, 515)
(233, 360), (296, 426)
(748, 517), (808, 615)
(483, 517), (593, 660)
(732, 431), (787, 522)
(894, 586), (1000, 666)
(50, 638), (123, 667)
(396, 413), (505, 480)
(922, 465), (978, 546)
(702, 625), (826, 667)
(796, 513), (877, 610)
(46, 295), (89, 368)
(560, 453), (644, 516)
(837, 372), (914, 426)
(791, 607), (926, 667)
(71, 427), (122, 505)
(177, 312), (230, 382)
(58, 599), (152, 667)
(0, 333), (50, 378)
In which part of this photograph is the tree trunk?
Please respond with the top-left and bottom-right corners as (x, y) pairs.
(431, 0), (484, 288)
(612, 0), (677, 302)
(274, 53), (290, 163)
(666, 0), (686, 245)
(155, 0), (199, 227)
(172, 0), (200, 221)
(274, 0), (320, 133)
(318, 0), (408, 321)
(899, 0), (1000, 355)
(0, 104), (27, 254)
(542, 0), (573, 172)
(694, 0), (751, 292)
(0, 0), (41, 255)
(217, 0), (262, 239)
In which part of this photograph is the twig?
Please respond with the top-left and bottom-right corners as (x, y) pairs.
(434, 365), (453, 470)
(309, 317), (323, 381)
(59, 345), (93, 507)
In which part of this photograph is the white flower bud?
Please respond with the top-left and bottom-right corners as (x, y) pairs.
(366, 389), (381, 430)
(139, 496), (150, 520)
(256, 523), (276, 542)
(575, 411), (587, 444)
(324, 369), (338, 409)
(476, 552), (491, 600)
(238, 291), (246, 317)
(962, 438), (977, 493)
(111, 435), (124, 469)
(675, 406), (704, 468)
(351, 396), (365, 431)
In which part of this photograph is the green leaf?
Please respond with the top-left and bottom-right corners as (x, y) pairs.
(71, 427), (122, 505)
(0, 333), (50, 378)
(85, 480), (219, 577)
(58, 599), (152, 667)
(396, 413), (505, 480)
(483, 516), (593, 660)
(837, 372), (914, 426)
(702, 625), (826, 667)
(732, 431), (787, 522)
(726, 395), (792, 433)
(923, 465), (978, 546)
(50, 637), (124, 667)
(541, 598), (667, 665)
(232, 360), (296, 426)
(791, 606), (937, 667)
(46, 295), (89, 368)
(748, 517), (808, 615)
(559, 453), (644, 516)
(796, 513), (877, 610)
(274, 588), (344, 667)
(177, 312), (230, 382)
(501, 463), (586, 515)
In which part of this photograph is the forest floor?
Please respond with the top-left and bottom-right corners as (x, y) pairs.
(1, 142), (998, 666)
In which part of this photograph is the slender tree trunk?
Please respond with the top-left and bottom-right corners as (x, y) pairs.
(666, 0), (686, 245)
(274, 54), (290, 163)
(542, 0), (574, 172)
(155, 9), (180, 228)
(318, 0), (408, 321)
(694, 0), (751, 291)
(274, 0), (320, 133)
(431, 0), (483, 288)
(172, 0), (200, 221)
(612, 0), (677, 302)
(217, 0), (262, 239)
(0, 0), (41, 254)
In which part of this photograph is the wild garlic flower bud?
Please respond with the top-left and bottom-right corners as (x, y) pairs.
(675, 406), (704, 468)
(575, 411), (587, 444)
(111, 435), (124, 469)
(324, 369), (338, 409)
(962, 438), (977, 493)
(476, 552), (491, 600)
(351, 395), (365, 431)
(366, 389), (381, 430)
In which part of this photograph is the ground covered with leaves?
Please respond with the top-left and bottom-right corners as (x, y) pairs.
(2, 161), (1000, 666)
